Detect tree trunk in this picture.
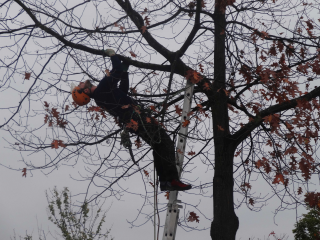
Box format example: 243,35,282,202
210,3,239,239
210,144,239,240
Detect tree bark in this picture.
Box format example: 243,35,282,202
210,144,239,240
210,3,239,240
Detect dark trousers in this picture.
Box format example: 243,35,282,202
130,113,179,182
107,57,179,182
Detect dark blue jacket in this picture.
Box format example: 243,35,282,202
91,56,137,122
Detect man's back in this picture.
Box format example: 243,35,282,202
92,72,137,122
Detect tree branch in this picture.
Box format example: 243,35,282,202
232,86,320,146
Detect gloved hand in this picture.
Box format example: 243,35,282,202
104,49,115,57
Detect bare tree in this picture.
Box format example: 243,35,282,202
1,0,320,239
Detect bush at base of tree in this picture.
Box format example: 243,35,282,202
11,187,112,240
47,187,112,240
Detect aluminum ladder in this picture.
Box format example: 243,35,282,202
162,80,194,240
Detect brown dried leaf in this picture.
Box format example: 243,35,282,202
22,168,27,178
165,191,169,200
188,151,196,156
187,211,199,223
182,119,190,127
141,26,147,34
24,72,31,80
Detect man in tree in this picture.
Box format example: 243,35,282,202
72,49,191,192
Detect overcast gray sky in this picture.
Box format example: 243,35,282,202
0,138,306,240
1,0,320,239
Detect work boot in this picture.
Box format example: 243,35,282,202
160,179,192,191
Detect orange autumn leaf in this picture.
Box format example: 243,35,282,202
44,101,49,108
187,111,194,117
58,140,66,148
51,140,59,149
177,148,183,155
132,105,141,114
126,119,139,131
119,26,125,33
129,51,137,58
149,105,158,113
87,106,101,112
187,211,200,223
22,168,27,177
135,137,142,148
51,108,59,119
305,192,320,208
51,140,66,149
285,121,293,130
121,104,130,109
182,119,190,127
25,72,31,80
44,114,49,124
284,146,298,155
272,173,285,184
188,151,196,156
141,26,147,34
234,150,241,157
263,115,273,123
217,125,224,131
165,191,170,200
146,117,151,123
199,63,204,73
144,16,151,26
201,0,206,8
256,160,263,168
141,8,148,15
143,170,149,177
241,182,252,190
175,105,182,116
203,82,211,91
185,69,202,84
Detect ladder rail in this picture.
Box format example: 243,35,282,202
162,80,194,240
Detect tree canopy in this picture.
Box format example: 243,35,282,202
1,0,320,239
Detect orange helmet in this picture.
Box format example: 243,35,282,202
71,86,91,106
